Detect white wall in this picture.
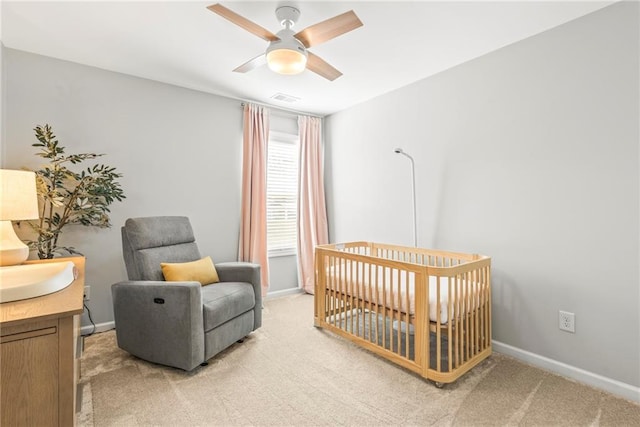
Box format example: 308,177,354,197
325,1,639,392
1,43,5,155
0,6,4,154
3,48,299,327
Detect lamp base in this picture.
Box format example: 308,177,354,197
0,220,30,266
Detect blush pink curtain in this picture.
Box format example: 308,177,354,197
239,103,270,296
297,115,329,294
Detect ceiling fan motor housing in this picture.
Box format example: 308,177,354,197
268,29,307,55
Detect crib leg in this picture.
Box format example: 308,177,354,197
433,381,445,389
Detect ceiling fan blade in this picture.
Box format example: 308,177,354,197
233,54,266,73
207,3,279,42
294,10,363,48
306,52,342,81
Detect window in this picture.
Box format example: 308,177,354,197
267,132,298,256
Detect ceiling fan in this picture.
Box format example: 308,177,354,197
207,3,363,81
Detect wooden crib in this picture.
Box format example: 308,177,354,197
314,242,491,386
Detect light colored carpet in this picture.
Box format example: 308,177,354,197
79,293,639,426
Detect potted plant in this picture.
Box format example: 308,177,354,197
24,124,126,259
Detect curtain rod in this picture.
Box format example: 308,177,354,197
240,101,323,119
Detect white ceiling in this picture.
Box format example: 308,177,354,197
1,1,613,116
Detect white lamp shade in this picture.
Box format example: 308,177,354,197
267,48,308,75
0,170,39,265
0,169,39,221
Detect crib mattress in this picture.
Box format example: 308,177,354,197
325,265,479,324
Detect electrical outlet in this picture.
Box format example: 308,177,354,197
559,310,575,333
84,286,90,301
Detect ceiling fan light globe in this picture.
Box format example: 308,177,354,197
266,48,307,75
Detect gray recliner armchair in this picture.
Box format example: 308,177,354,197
111,216,262,371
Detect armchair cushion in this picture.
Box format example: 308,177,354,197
125,216,196,249
201,282,256,331
161,256,220,285
122,216,201,281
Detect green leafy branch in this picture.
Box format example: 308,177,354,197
25,124,126,259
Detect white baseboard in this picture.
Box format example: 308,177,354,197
265,287,304,300
81,321,114,336
492,340,640,403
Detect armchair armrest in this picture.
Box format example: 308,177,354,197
215,262,262,329
111,280,205,371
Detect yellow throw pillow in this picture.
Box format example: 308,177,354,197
160,256,220,286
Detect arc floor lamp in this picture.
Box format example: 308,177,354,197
394,148,417,247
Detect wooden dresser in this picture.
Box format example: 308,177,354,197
1,257,85,426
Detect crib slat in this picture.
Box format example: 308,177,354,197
477,272,481,355
465,272,473,360
455,274,462,369
333,258,337,322
483,267,488,349
335,256,340,328
487,266,492,352
373,263,379,345
474,269,479,356
382,266,387,351
367,262,372,343
395,268,401,355
472,270,477,356
350,260,354,333
355,260,361,338
485,268,490,348
436,276,442,372
414,269,422,369
328,256,333,325
448,277,453,372
405,270,410,360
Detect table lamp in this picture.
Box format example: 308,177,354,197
0,169,39,266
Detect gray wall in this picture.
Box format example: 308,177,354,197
325,2,638,388
2,48,299,327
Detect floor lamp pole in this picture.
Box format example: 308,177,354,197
394,148,417,247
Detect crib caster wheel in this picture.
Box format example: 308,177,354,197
433,381,445,389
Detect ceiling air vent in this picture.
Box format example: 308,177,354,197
270,93,300,103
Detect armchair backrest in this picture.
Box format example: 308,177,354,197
122,216,201,281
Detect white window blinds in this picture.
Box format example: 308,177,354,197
267,133,298,256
